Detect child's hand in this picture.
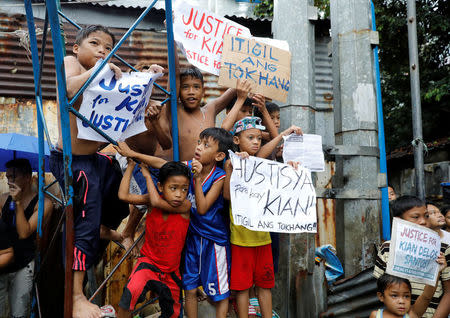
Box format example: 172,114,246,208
114,141,135,158
126,157,136,167
436,252,447,273
276,144,284,158
139,163,151,179
145,64,164,74
287,161,300,170
146,100,162,122
236,79,252,101
281,125,303,137
252,94,266,111
191,158,203,178
235,152,250,159
108,63,122,79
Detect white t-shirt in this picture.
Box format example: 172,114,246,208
441,229,450,245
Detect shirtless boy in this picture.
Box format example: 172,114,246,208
50,25,130,318
161,66,236,161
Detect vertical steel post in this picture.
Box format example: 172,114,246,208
44,1,75,317
165,0,180,161
24,0,45,238
370,1,390,241
406,0,425,200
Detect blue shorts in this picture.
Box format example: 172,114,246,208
183,233,230,302
50,150,128,269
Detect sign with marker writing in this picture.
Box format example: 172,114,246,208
77,61,162,142
219,34,291,102
229,151,317,233
173,0,251,75
387,217,440,286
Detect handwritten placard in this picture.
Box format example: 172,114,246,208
387,217,440,286
229,152,317,233
218,35,291,102
76,61,162,142
173,0,251,75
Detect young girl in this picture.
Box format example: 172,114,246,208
223,117,301,318
371,263,446,318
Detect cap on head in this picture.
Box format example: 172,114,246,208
232,116,265,136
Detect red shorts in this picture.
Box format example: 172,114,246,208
119,257,181,318
230,244,275,290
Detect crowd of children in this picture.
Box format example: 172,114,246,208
1,23,450,318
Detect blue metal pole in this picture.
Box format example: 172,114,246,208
24,0,45,238
68,0,158,107
44,1,75,316
165,0,180,161
370,1,390,240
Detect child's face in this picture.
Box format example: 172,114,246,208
445,210,450,229
158,175,189,207
378,283,411,317
427,204,445,229
233,128,262,156
236,105,253,122
401,206,429,227
73,31,113,69
194,137,223,165
270,111,281,130
388,186,396,201
180,76,204,110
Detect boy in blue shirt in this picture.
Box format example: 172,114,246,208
115,127,234,318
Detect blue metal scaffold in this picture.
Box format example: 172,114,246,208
23,0,180,316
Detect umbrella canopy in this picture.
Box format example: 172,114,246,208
0,133,51,172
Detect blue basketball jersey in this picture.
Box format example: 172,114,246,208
185,161,228,245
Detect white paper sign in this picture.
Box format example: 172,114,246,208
77,61,162,142
387,217,441,286
229,151,317,233
173,0,251,75
283,134,325,172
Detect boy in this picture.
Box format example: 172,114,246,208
50,25,155,318
115,127,234,318
160,66,236,161
116,159,191,318
223,117,302,318
427,202,450,245
0,159,53,318
373,196,450,317
370,272,445,318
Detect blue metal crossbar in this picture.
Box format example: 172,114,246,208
25,0,181,316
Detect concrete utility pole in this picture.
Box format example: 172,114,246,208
406,0,425,200
330,0,381,276
273,0,325,317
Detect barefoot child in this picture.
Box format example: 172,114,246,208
117,160,191,318
374,196,450,317
223,117,302,318
50,25,138,318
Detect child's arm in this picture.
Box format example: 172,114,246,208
64,56,122,100
410,252,447,318
140,164,191,214
146,100,172,150
0,247,13,269
368,311,377,318
114,142,167,169
257,125,302,159
252,94,278,139
221,79,252,131
208,88,237,117
191,159,225,215
118,160,150,205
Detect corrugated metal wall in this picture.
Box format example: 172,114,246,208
0,12,224,102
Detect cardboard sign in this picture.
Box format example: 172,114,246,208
229,152,317,233
387,217,441,286
218,35,291,102
173,0,251,75
76,61,162,142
